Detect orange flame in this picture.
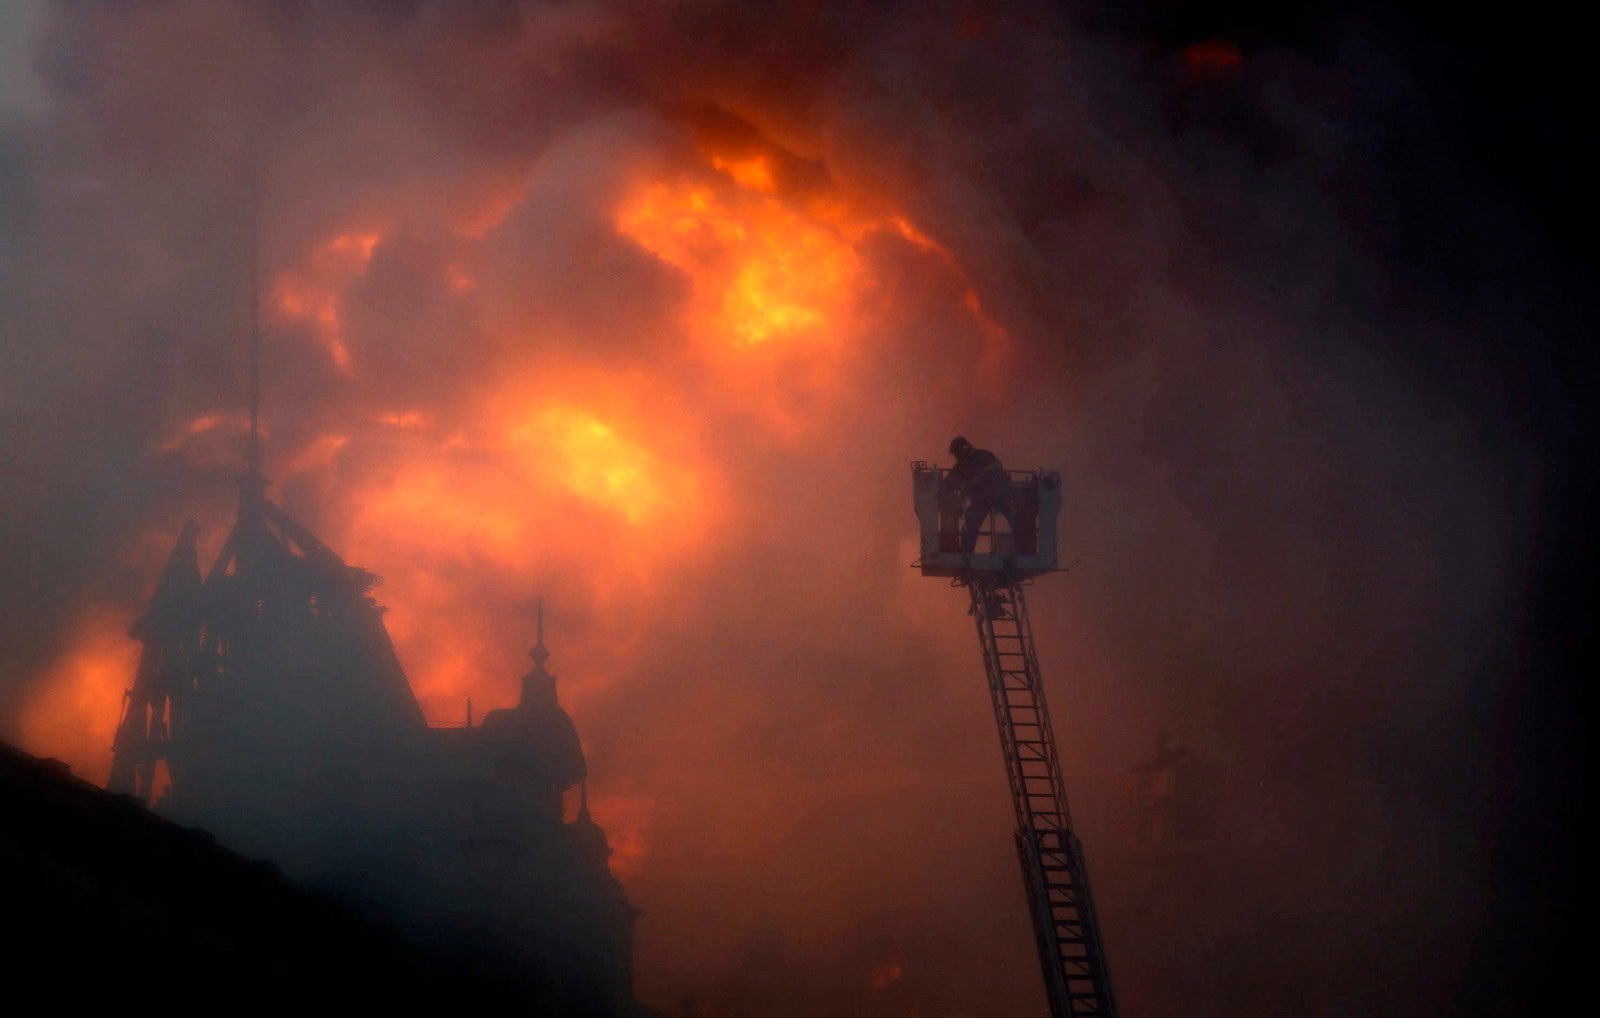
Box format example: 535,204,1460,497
612,144,1013,437
616,176,859,349
309,363,718,718
711,154,778,194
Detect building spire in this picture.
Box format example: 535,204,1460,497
521,597,558,708
530,597,550,668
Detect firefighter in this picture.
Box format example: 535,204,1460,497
945,436,1013,554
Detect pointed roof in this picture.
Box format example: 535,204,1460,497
129,519,202,641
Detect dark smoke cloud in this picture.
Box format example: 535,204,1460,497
1,2,1585,1015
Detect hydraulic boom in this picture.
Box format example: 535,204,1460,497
970,578,1116,1017
912,459,1117,1017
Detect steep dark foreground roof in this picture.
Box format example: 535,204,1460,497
0,739,578,1014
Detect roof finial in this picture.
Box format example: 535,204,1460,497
530,597,550,668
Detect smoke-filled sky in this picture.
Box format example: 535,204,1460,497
0,2,1588,1015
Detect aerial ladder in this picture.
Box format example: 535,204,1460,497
912,460,1117,1018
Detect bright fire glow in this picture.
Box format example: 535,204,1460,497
19,609,142,785
353,392,706,556
711,154,778,193
615,177,859,348
25,130,1013,892
514,406,683,526
612,151,1013,435
324,366,715,717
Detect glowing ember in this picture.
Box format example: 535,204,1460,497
1183,38,1244,73
446,264,477,295
870,955,905,990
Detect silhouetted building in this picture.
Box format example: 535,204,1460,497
105,472,639,1014
0,740,515,1011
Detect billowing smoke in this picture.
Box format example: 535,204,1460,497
0,2,1561,1015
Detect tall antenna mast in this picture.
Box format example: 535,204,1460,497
248,163,262,484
